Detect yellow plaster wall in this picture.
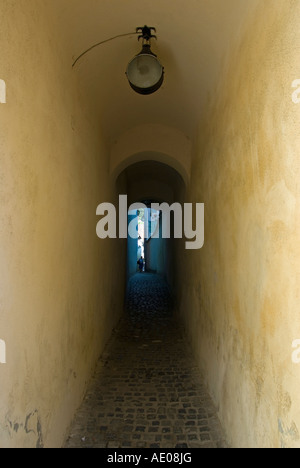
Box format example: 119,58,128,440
0,1,125,448
178,0,300,448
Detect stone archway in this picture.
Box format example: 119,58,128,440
110,124,192,187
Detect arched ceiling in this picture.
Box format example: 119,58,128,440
119,160,185,206
49,0,257,146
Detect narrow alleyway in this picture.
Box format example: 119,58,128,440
64,274,227,448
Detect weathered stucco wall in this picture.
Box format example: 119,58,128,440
0,1,125,448
178,0,300,448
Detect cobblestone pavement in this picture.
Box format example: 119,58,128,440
64,273,227,448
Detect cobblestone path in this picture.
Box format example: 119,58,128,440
64,273,227,448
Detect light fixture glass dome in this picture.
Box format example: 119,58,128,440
126,43,164,95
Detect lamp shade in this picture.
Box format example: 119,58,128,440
126,44,164,95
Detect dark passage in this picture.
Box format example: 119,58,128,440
65,274,227,448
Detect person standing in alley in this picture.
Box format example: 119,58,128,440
137,256,144,273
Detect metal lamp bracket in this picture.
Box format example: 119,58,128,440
136,26,157,43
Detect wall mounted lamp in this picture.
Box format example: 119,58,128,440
126,26,164,95
72,25,164,95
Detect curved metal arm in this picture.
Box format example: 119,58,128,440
72,31,138,68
